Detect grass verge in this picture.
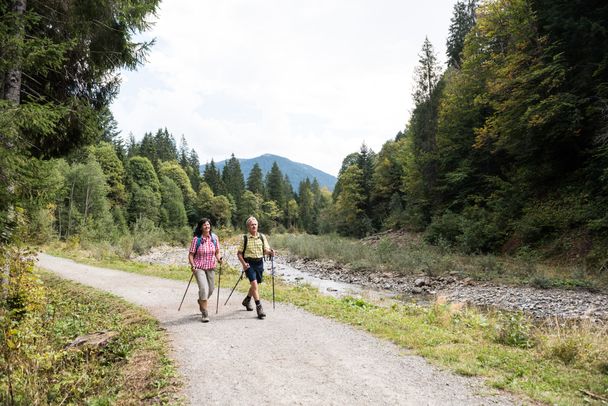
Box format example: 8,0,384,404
1,270,182,405
46,244,608,405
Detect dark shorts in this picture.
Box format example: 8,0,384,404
245,258,264,283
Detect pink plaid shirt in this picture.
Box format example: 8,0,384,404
189,235,219,270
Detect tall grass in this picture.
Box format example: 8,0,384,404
0,267,181,405
272,233,608,288
272,282,608,405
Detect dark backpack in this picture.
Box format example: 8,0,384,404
242,233,265,255
194,233,218,258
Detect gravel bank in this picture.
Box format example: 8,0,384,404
135,245,608,322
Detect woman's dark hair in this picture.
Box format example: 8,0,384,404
193,218,212,237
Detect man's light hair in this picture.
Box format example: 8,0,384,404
246,216,258,226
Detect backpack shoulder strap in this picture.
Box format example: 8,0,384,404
194,236,202,258
260,233,266,252
242,234,248,254
211,233,218,249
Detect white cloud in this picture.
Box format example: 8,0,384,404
112,0,457,175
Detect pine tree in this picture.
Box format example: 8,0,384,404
265,162,285,209
413,37,442,105
446,0,478,69
246,163,265,196
221,154,245,206
203,160,225,195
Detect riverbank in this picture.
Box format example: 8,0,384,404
132,243,608,322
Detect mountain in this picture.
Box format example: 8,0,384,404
201,154,337,191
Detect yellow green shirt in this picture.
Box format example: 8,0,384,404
238,233,269,259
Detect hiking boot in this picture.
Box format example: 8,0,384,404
256,303,266,319
201,309,210,323
242,296,253,311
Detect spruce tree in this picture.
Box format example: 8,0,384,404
265,162,285,209
446,0,478,69
246,163,265,196
221,154,245,218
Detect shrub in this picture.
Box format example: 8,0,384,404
456,207,504,254
549,337,581,365
131,218,165,254
493,312,535,349
425,210,461,246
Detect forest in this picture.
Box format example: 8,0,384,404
2,1,608,403
1,0,607,265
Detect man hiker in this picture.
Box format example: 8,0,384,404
237,216,274,319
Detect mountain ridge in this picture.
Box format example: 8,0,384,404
201,154,337,191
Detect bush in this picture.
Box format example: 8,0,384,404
456,207,504,253
425,210,461,246
426,207,504,253
513,194,589,244
131,218,165,254
493,312,535,349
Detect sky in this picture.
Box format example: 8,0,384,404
110,1,459,176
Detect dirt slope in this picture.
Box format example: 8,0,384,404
37,253,520,405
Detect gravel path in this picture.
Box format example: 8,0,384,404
37,253,521,405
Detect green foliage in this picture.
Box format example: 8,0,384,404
130,218,165,254
209,195,232,227
265,162,286,209
246,163,265,196
426,207,504,254
203,160,225,196
159,160,197,221
0,270,180,404
222,154,246,208
159,176,188,229
126,156,161,224
87,142,127,208
493,312,535,349
334,165,369,237
446,0,477,68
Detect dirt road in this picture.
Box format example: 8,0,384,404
37,253,519,405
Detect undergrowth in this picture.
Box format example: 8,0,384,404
272,233,608,290
0,248,181,405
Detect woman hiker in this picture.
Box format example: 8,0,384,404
237,216,275,319
188,218,222,323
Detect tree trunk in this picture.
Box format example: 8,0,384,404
67,181,75,238
84,184,91,220
3,0,27,104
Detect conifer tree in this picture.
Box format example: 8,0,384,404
222,154,245,207
203,160,225,196
446,0,478,69
265,162,285,209
246,163,265,196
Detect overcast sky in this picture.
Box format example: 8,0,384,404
110,1,458,176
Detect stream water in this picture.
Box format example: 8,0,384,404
222,249,424,305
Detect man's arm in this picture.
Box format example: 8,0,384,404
263,235,274,257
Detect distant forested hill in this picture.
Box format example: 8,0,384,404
203,154,337,191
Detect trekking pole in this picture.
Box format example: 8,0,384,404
216,260,222,314
224,270,244,305
178,272,194,311
271,255,275,310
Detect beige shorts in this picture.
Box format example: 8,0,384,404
194,268,215,300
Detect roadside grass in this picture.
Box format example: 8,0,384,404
270,282,608,406
272,233,608,290
46,244,608,405
1,271,182,405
